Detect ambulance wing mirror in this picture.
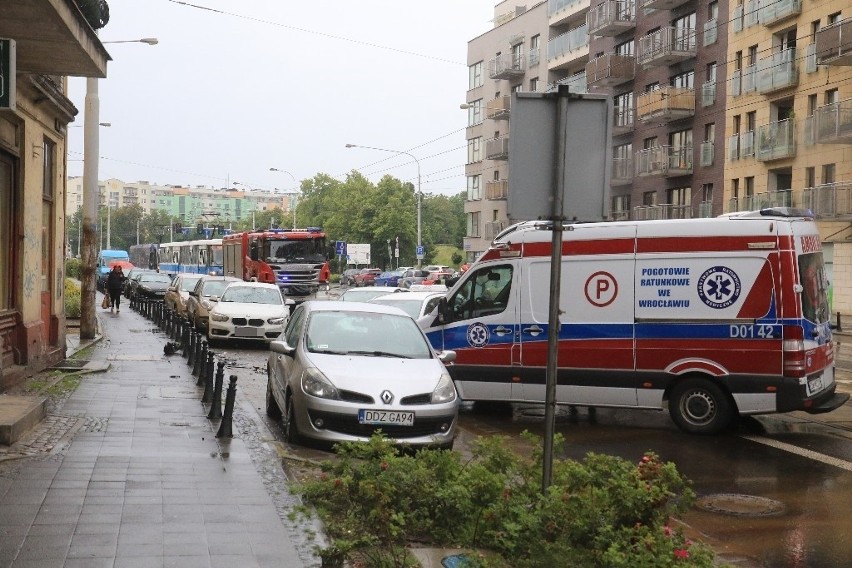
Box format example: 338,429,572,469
436,297,451,324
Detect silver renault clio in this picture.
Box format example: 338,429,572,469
266,301,457,449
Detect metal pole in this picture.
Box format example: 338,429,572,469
542,93,569,493
80,76,100,340
106,199,111,249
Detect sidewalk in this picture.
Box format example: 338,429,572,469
0,306,309,567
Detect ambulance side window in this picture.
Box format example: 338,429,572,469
448,265,513,321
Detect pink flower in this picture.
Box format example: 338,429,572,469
663,526,673,537
673,549,690,559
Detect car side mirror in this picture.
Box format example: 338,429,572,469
188,291,197,297
437,297,450,324
209,296,220,302
269,339,296,357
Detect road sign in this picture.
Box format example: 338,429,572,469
416,245,424,258
335,241,347,256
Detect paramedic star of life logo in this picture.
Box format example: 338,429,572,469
467,322,490,348
697,266,741,309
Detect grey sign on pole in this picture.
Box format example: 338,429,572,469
508,89,612,222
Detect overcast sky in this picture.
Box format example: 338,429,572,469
66,0,498,197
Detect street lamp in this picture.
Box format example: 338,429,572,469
269,168,298,229
79,36,158,340
345,144,422,268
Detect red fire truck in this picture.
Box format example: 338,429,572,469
222,228,331,296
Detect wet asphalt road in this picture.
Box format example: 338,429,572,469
212,293,852,568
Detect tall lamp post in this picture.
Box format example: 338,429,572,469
79,37,158,340
345,144,422,268
269,168,298,229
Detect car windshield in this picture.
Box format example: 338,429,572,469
201,280,232,297
180,276,202,292
370,298,422,319
141,274,173,283
220,286,282,305
306,311,432,359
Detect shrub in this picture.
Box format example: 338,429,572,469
65,257,82,279
64,278,81,318
297,433,718,568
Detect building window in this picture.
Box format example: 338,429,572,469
643,191,657,206
612,194,631,213
467,211,481,238
530,77,539,92
745,176,755,197
702,183,713,202
467,99,483,126
805,167,816,188
467,175,482,201
732,178,740,199
667,187,691,206
469,61,483,89
671,70,694,88
615,39,634,55
467,137,482,164
822,164,836,185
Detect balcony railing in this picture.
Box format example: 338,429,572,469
613,105,634,134
698,201,714,218
803,182,852,218
485,179,509,200
488,54,526,80
741,130,755,158
703,19,718,46
814,99,852,144
701,81,716,107
547,24,589,64
638,27,697,67
758,0,801,27
585,53,635,87
611,157,634,185
635,145,693,177
816,19,852,66
755,48,798,94
485,136,510,160
632,204,693,220
756,118,796,161
546,71,587,93
486,95,512,120
636,86,695,123
700,141,714,167
529,48,541,67
484,220,510,240
549,0,592,25
587,0,636,37
640,0,689,12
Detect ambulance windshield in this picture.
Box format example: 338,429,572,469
798,252,830,324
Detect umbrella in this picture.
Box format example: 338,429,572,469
108,260,134,271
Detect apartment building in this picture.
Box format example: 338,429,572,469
725,0,852,313
464,0,728,262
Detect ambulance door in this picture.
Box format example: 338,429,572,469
437,262,519,402
519,224,638,406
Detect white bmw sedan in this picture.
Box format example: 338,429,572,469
266,301,457,449
208,282,292,344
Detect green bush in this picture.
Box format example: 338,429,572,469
65,258,82,279
64,278,81,318
297,433,717,568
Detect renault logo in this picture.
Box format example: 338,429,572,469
380,390,394,404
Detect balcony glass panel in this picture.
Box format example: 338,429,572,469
815,19,852,65
611,157,634,184
636,86,695,122
488,53,526,80
700,141,714,166
701,81,716,106
814,99,852,144
587,0,636,36
756,118,796,161
703,19,718,46
730,69,741,97
742,64,756,92
547,24,589,61
741,131,755,158
614,105,634,131
756,49,798,94
805,43,817,73
637,27,697,67
585,53,635,87
728,134,740,161
758,0,801,27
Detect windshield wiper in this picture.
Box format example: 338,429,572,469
346,350,412,359
309,348,349,355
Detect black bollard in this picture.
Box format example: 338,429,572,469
181,319,190,357
216,375,237,438
202,353,216,403
195,341,207,383
186,328,195,366
192,334,202,374
207,361,225,419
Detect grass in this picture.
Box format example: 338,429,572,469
432,244,464,269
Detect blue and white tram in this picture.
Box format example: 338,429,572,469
158,239,224,275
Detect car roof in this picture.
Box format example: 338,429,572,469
300,300,411,317
197,275,240,282
371,291,445,301
224,281,279,290
341,286,406,295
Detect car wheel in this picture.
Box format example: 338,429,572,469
669,378,734,435
284,395,301,444
265,374,282,419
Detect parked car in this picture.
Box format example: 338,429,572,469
185,275,241,332
353,268,382,287
207,281,293,344
423,268,457,285
340,268,361,286
339,286,406,303
398,269,430,289
369,289,447,320
265,301,458,448
134,272,174,299
164,273,203,316
374,268,410,287
124,268,154,298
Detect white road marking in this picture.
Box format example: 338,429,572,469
740,434,852,472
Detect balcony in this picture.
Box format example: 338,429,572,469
698,201,714,218
755,49,798,94
816,19,852,66
636,86,695,123
547,24,589,69
759,0,801,27
585,53,635,88
803,182,852,219
488,54,526,80
485,180,509,200
546,71,587,93
640,0,689,12
485,136,510,160
611,157,634,185
814,99,852,144
755,118,796,162
635,145,693,177
485,220,510,240
728,191,794,213
549,0,592,26
703,19,718,46
613,105,635,135
632,204,693,220
701,81,716,107
486,95,511,120
587,0,636,37
700,141,714,167
638,27,697,68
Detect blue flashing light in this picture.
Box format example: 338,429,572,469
307,227,323,233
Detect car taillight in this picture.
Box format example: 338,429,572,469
783,325,805,378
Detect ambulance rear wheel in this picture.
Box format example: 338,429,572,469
669,378,734,434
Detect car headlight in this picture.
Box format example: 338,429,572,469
267,316,286,325
301,367,340,400
210,313,229,322
431,371,457,404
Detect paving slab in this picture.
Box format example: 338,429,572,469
0,395,46,446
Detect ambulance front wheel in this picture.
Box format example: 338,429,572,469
669,378,734,435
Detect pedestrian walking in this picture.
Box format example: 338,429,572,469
106,264,126,313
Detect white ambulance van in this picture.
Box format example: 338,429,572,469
420,208,848,434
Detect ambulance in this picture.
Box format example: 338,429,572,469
420,208,849,434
